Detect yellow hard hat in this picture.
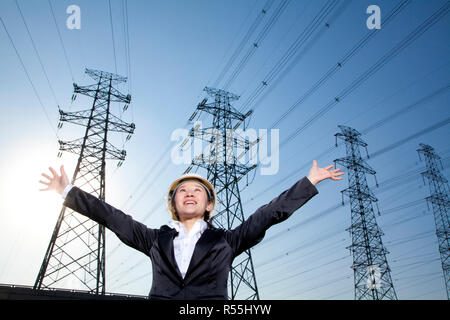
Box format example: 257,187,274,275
165,173,217,221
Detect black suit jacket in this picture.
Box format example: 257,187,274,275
63,176,319,299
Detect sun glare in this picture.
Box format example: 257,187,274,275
0,142,72,284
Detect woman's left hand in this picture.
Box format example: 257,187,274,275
307,160,344,186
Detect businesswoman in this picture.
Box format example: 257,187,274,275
39,160,343,299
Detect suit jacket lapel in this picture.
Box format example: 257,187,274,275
184,227,222,282
158,228,184,281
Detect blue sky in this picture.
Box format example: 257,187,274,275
0,0,449,299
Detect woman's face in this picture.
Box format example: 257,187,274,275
173,181,212,221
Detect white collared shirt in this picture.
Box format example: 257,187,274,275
169,219,208,279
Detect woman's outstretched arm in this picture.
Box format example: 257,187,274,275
39,165,158,256
226,160,344,257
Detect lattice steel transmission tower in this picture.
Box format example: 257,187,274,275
184,86,260,299
417,143,449,299
334,125,397,300
34,69,135,294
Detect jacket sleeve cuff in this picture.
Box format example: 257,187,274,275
61,184,74,199
305,176,319,193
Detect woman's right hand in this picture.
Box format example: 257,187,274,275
39,165,70,195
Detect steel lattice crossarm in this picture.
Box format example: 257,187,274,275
58,139,127,160
194,87,245,120
73,82,131,103
341,184,378,200
58,108,135,134
84,68,128,83
73,68,130,102
335,125,369,147
204,86,240,101
188,125,258,153
185,153,257,177
332,157,377,176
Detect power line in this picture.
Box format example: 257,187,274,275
212,0,274,88
321,257,443,299
361,85,449,135
371,117,450,158
279,1,450,149
241,7,447,195
273,230,440,299
392,253,438,267
393,258,441,279
15,0,59,106
122,0,132,96
256,237,348,275
238,0,341,113
108,0,118,75
222,0,291,90
268,0,412,129
225,157,447,275
285,270,352,299
392,238,439,262
246,119,450,210
381,199,426,216
47,0,75,82
109,271,151,292
234,180,432,276
274,65,450,182
0,15,58,138
261,255,349,289
408,286,446,299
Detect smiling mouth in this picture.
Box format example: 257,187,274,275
184,201,197,205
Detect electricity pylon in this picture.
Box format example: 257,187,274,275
34,69,135,294
184,87,260,299
417,143,449,299
334,125,397,300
